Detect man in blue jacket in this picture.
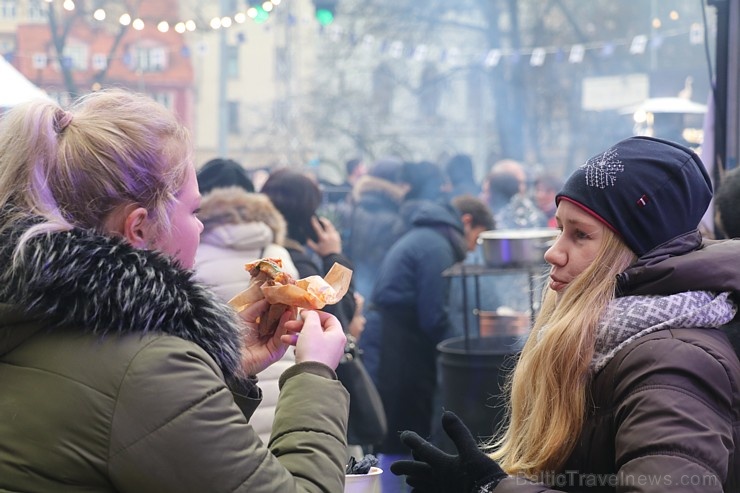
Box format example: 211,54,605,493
360,195,493,492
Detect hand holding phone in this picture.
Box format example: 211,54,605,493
307,215,342,256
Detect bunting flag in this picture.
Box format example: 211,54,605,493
316,24,705,71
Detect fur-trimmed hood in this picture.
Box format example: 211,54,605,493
352,174,408,205
0,223,246,380
199,188,287,245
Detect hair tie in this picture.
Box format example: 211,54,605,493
53,108,73,134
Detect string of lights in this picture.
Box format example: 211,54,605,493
17,2,707,70
44,0,283,33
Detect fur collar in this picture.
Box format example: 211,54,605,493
352,175,407,205
0,224,245,380
198,188,287,245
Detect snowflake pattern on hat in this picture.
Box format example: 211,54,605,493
582,147,624,189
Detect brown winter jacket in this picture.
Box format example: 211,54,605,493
495,232,740,492
0,224,349,493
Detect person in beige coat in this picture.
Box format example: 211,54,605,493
195,184,299,444
194,186,299,298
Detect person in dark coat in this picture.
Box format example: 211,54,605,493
260,168,357,330
399,160,451,226
360,195,493,492
533,172,563,229
483,159,545,229
714,165,740,356
339,157,410,300
445,153,480,200
391,136,740,493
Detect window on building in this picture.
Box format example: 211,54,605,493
273,100,288,125
0,38,13,54
133,45,168,72
91,53,107,71
372,63,394,117
32,52,46,69
226,44,239,79
27,0,47,20
62,43,89,70
419,63,441,119
151,92,173,110
466,67,483,120
149,47,166,71
0,1,17,19
227,101,240,134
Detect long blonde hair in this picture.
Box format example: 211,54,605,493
487,229,636,477
0,89,191,254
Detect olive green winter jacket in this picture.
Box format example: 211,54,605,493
0,225,349,493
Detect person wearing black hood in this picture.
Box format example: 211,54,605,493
337,157,410,301
445,153,481,200
360,194,493,492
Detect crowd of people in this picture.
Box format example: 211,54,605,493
0,89,738,493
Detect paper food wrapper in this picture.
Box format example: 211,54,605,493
229,261,353,314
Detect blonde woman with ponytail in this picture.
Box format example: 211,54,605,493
0,89,351,492
391,136,740,493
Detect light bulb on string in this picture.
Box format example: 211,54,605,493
221,16,232,28
185,20,197,31
262,2,273,12
132,18,144,30
119,13,131,26
62,0,74,11
93,8,106,21
234,12,246,23
210,17,221,29
175,22,186,33
157,21,169,32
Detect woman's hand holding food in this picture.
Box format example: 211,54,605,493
229,256,351,374
282,310,346,370
239,299,297,376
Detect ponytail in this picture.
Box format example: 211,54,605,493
0,89,191,248
0,90,192,240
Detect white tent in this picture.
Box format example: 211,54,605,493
0,55,52,108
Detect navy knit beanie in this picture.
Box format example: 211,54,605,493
556,136,712,256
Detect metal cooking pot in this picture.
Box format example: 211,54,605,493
478,311,530,337
477,228,559,267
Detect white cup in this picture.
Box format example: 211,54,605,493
344,466,383,493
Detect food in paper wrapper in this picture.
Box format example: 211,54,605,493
228,257,352,339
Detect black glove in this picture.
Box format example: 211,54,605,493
390,411,507,493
